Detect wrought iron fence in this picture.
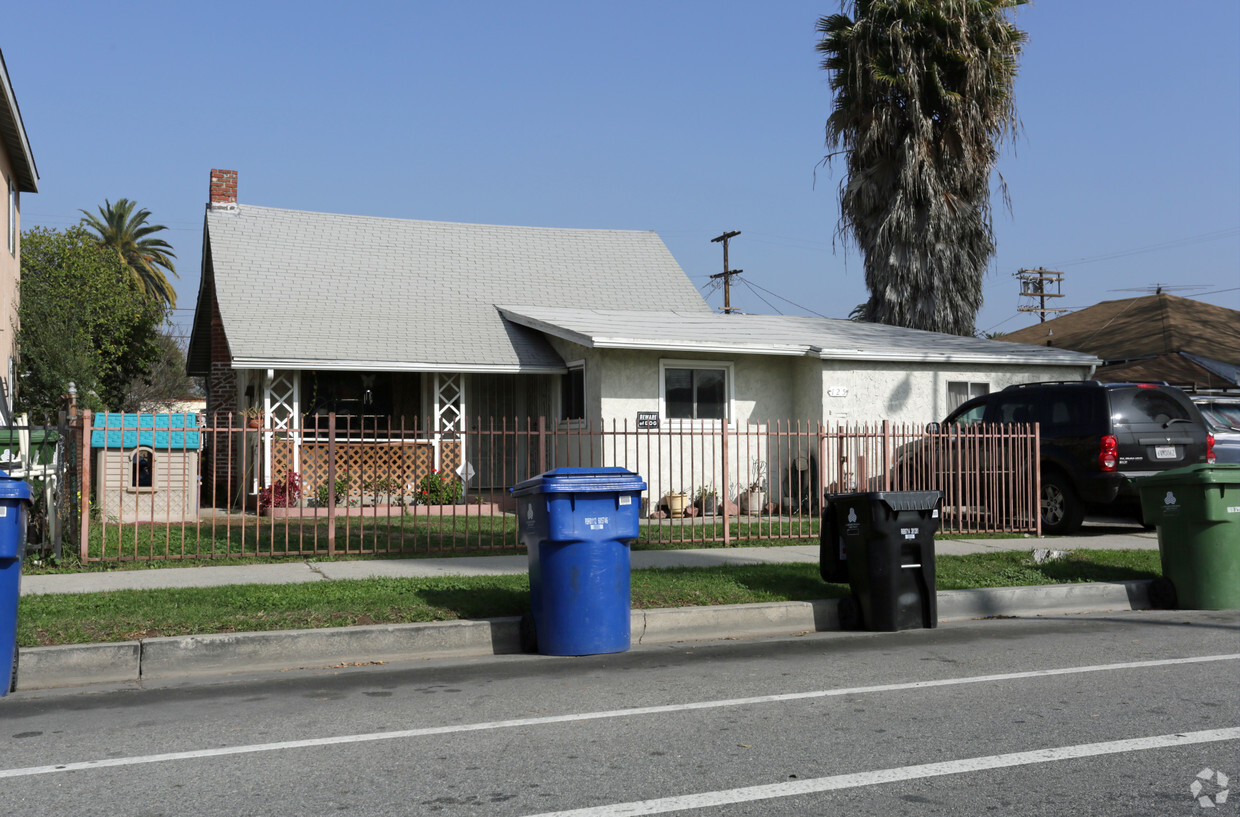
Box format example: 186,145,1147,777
0,413,70,560
68,411,1040,563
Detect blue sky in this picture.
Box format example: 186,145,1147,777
5,1,1238,346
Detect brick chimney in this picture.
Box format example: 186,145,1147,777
209,169,238,210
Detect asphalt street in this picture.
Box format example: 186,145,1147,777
2,609,1236,817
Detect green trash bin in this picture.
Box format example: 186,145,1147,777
1137,463,1240,610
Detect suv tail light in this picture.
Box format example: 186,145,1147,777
1099,435,1118,471
1208,433,1216,464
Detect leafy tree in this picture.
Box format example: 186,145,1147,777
120,330,201,412
817,0,1026,336
17,226,165,417
79,198,179,308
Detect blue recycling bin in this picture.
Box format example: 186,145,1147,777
511,467,647,656
0,472,33,697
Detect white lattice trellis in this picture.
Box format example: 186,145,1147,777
263,370,300,486
434,373,466,475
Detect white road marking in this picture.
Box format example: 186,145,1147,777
524,728,1240,817
0,653,1235,779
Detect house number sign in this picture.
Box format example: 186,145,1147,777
637,412,660,429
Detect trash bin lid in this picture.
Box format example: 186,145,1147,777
874,491,943,512
826,490,942,512
511,467,648,497
0,471,32,502
1136,463,1240,488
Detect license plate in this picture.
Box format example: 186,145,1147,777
1155,445,1176,459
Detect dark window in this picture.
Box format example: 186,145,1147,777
132,449,154,488
561,367,584,421
666,368,726,420
1111,388,1193,426
301,371,395,436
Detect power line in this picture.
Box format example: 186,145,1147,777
1045,227,1239,268
737,279,783,315
739,279,831,319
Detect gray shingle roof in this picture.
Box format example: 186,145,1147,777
193,205,710,371
499,307,1102,366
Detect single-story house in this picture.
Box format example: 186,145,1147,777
1000,293,1239,389
186,169,1098,505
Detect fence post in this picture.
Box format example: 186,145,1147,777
78,409,91,562
882,419,891,492
721,420,730,547
327,412,336,558
1033,423,1042,537
537,415,547,475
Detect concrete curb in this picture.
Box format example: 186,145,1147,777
13,581,1154,692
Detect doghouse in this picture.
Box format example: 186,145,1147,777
91,413,201,523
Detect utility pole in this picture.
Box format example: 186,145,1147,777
1015,268,1068,323
710,230,742,314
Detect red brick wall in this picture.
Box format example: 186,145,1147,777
210,169,237,207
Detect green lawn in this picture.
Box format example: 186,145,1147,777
61,515,830,565
16,549,1162,648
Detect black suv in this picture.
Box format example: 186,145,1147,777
935,381,1216,534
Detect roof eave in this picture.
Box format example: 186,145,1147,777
816,349,1101,366
227,358,568,374
0,52,39,192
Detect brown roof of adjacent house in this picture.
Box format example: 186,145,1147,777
999,294,1239,388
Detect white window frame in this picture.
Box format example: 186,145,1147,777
659,359,735,427
6,175,14,257
947,381,989,414
127,447,158,494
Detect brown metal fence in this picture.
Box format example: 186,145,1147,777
70,411,1040,563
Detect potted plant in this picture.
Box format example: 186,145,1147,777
244,406,264,429
664,490,689,518
693,485,718,515
738,461,767,514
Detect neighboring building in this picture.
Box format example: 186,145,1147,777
1000,293,1240,389
187,169,1097,503
0,49,39,424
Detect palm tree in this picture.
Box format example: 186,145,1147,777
817,0,1026,336
80,198,179,308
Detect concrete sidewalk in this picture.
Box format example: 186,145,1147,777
10,527,1162,694
20,527,1159,597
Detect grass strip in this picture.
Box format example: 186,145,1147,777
16,549,1161,648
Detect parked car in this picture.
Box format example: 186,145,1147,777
1189,394,1240,464
925,381,1215,534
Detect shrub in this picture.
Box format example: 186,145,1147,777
418,469,462,505
259,471,301,511
314,473,352,507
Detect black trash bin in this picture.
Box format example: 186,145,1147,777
823,491,942,632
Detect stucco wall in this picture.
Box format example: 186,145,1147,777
0,150,19,409
819,359,1094,427
530,339,1091,510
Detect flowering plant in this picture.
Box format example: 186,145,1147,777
418,469,462,505
259,471,301,511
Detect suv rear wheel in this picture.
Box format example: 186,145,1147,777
1041,471,1084,535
